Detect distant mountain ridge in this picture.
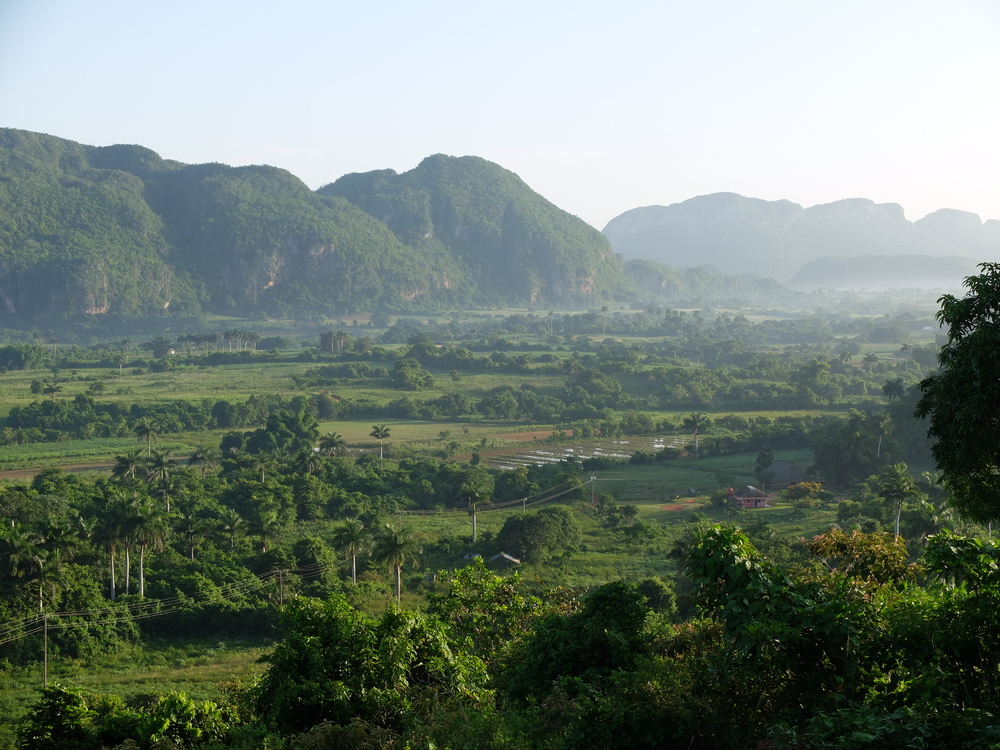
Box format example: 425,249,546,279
603,193,1000,284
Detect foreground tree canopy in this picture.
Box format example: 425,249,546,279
916,262,1000,523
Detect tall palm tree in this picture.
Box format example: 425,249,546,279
40,380,62,402
176,514,206,561
146,449,178,510
131,498,166,598
863,352,880,373
370,424,391,464
252,509,282,554
899,342,913,372
0,523,45,607
682,412,711,459
879,463,917,538
872,410,894,458
460,470,493,545
373,523,419,601
332,518,369,584
112,450,144,485
98,492,131,600
133,418,158,458
218,508,245,552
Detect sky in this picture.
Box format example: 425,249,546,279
1,0,998,229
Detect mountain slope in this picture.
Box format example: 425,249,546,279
0,132,648,322
321,155,632,305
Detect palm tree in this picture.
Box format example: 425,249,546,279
882,378,905,402
218,508,245,552
293,448,323,476
176,514,206,562
131,498,166,598
133,418,158,458
682,412,711,459
332,518,369,584
373,523,419,601
601,305,609,335
879,463,917,538
146,450,177,504
872,410,894,458
899,342,913,372
252,509,282,553
188,447,220,477
863,352,880,373
0,523,45,608
118,338,132,371
460,470,493,545
98,492,131,600
111,450,143,485
370,424,391,464
318,432,347,457
41,380,62,402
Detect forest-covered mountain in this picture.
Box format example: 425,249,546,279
0,130,804,325
603,192,1000,282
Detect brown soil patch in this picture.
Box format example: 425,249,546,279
0,461,115,482
495,430,573,442
660,499,698,512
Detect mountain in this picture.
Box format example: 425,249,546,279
786,254,980,292
320,155,633,305
0,131,640,322
603,193,1000,281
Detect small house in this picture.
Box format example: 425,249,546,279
728,485,772,509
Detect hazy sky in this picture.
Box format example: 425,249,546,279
1,0,998,229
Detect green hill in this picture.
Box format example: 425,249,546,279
321,154,633,305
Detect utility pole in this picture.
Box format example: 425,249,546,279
591,475,597,507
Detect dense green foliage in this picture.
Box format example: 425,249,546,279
916,263,1000,522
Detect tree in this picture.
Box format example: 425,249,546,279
370,424,391,464
882,378,905,402
40,380,62,402
131,497,166,598
332,518,369,584
863,352,880,373
318,431,347,457
146,449,177,511
899,342,913,372
111,450,143,485
878,462,918,537
373,523,419,601
133,418,158,458
915,263,1000,523
188,447,220,477
683,412,711,458
460,468,494,545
